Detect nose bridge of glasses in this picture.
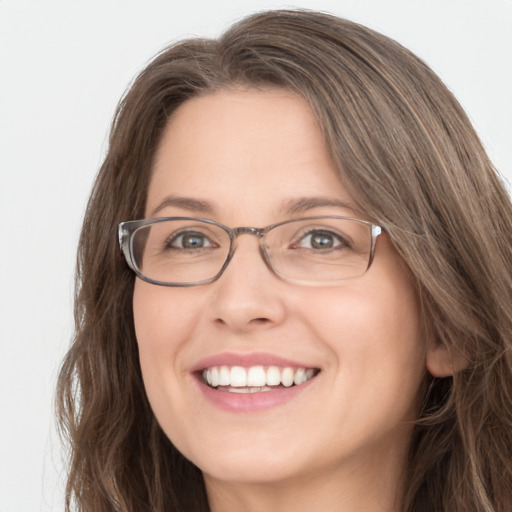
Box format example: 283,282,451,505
226,226,273,274
232,226,264,238
229,226,266,258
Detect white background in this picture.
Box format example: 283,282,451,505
0,1,510,510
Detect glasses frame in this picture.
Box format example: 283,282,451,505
118,216,383,287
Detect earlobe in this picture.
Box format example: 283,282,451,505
426,341,468,377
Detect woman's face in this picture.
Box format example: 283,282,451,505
134,88,427,492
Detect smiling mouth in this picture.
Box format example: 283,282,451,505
201,365,320,393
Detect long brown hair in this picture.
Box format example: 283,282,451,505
57,9,512,511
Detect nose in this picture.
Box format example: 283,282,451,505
208,234,287,333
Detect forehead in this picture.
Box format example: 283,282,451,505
147,88,357,223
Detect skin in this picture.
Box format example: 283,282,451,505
133,88,448,512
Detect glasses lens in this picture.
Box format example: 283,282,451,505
131,219,230,284
264,217,373,283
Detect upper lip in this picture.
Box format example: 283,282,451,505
190,352,320,373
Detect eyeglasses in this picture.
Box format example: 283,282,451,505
118,216,383,287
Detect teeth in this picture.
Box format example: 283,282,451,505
281,367,294,387
230,366,247,387
247,366,266,387
294,368,306,385
211,367,220,387
219,365,230,386
266,366,281,386
229,386,273,393
202,365,318,390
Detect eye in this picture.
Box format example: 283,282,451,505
167,230,215,250
295,229,347,250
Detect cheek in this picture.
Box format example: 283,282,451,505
359,283,425,415
133,283,172,399
132,282,198,406
304,275,426,415
133,281,200,354
134,286,170,368
132,282,208,452
304,277,422,354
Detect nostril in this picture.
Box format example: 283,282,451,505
214,316,271,328
250,317,271,325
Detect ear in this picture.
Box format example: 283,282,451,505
426,340,468,377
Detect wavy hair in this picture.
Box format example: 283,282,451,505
56,9,512,511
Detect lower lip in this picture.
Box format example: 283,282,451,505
194,375,317,413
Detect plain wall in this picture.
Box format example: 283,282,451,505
0,0,510,510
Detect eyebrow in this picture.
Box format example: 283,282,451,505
150,195,358,218
282,196,358,215
150,196,215,216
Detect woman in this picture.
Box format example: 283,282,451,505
56,9,512,512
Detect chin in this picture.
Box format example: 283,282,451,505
200,455,304,486
179,432,312,486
